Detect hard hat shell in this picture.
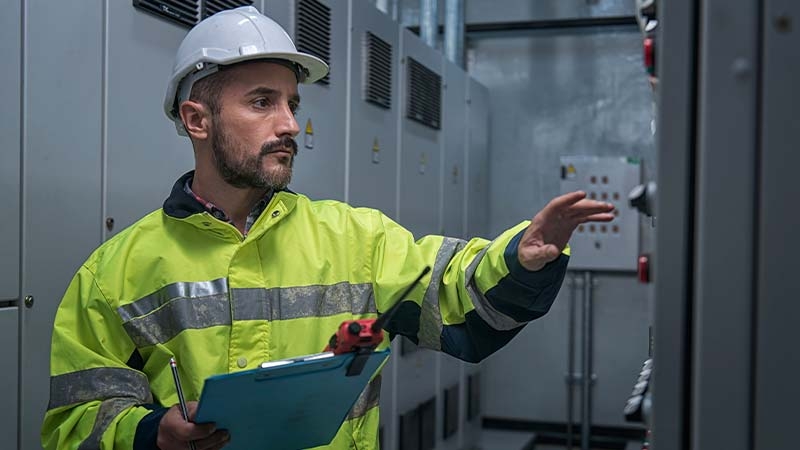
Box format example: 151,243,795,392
164,6,329,135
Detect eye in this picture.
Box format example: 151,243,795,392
253,98,271,109
290,102,301,116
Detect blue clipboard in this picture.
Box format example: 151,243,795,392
195,349,390,450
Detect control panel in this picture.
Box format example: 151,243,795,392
560,156,642,271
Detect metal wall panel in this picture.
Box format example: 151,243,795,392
0,308,18,446
348,1,400,214
441,60,466,239
465,78,489,240
0,0,21,302
105,1,194,238
21,2,104,448
398,28,442,237
692,1,759,449
755,0,800,448
266,0,349,202
468,26,655,427
468,29,655,238
650,0,696,447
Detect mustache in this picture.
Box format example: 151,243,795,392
260,135,298,156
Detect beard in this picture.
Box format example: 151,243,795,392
210,120,298,190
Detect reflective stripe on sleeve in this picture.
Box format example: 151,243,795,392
418,237,466,350
464,244,527,331
76,397,140,450
48,367,152,410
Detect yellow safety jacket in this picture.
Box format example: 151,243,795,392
42,171,569,450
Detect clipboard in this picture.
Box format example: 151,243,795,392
194,349,390,450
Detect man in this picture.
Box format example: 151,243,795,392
42,6,613,450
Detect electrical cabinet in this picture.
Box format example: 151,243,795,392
265,0,348,202
347,2,400,213
20,2,105,449
105,1,194,239
441,60,467,239
398,29,443,238
465,79,490,240
0,0,20,303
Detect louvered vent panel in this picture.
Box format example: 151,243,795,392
133,0,200,28
202,0,253,19
406,58,441,130
296,0,331,85
363,32,392,109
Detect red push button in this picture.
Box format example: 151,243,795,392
643,38,655,75
638,254,650,284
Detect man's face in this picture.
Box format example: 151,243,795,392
209,61,301,190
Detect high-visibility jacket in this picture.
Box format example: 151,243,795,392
42,171,569,450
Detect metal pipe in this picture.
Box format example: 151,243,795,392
444,0,464,67
420,0,438,48
566,274,577,450
581,271,593,450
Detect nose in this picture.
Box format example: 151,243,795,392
275,102,300,138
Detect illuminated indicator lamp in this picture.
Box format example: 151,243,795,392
644,38,656,76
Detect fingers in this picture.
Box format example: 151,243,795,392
195,430,231,450
546,191,588,210
160,405,217,443
564,200,615,221
580,212,615,223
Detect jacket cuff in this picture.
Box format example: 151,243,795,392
503,229,569,287
134,405,169,450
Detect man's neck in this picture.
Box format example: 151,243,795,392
192,166,270,234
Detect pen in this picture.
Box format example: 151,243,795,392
170,357,197,450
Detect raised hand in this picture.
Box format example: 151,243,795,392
517,191,615,271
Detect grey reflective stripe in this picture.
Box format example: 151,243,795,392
119,280,375,347
418,237,466,350
77,398,139,450
465,244,527,331
48,367,152,410
348,374,382,419
117,278,229,322
231,282,376,320
122,294,231,347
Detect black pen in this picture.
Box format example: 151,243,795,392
170,357,197,450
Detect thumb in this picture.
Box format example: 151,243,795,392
520,244,560,271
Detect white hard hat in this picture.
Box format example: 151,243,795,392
164,6,329,135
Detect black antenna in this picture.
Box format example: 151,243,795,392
371,266,431,332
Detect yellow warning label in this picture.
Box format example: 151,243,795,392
305,118,314,135
372,138,380,153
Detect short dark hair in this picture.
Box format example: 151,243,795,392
188,67,231,116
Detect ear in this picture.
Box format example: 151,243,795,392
179,100,211,140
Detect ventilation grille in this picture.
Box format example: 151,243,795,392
362,32,392,109
202,0,253,19
296,0,331,85
406,58,441,130
133,0,200,28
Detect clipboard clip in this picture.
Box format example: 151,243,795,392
325,267,431,377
